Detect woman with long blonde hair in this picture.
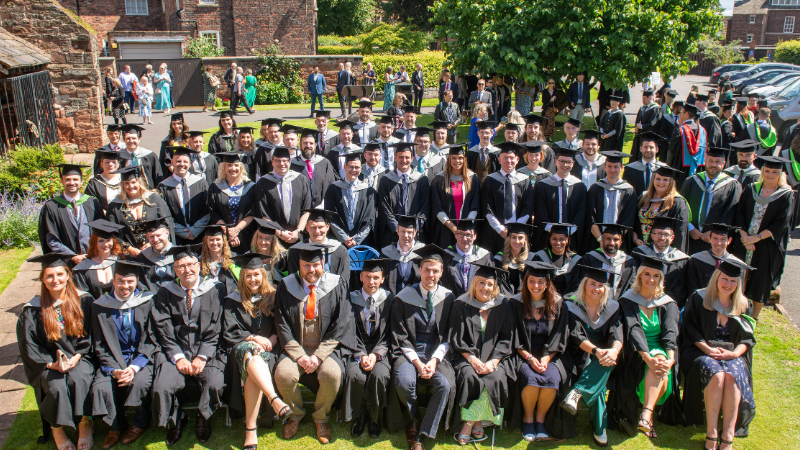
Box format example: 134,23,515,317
208,153,256,254
493,223,533,296
249,218,288,285
560,265,621,447
612,257,682,439
429,145,480,250
221,253,291,450
633,166,690,253
200,225,238,295
680,260,756,450
17,254,96,450
449,265,513,444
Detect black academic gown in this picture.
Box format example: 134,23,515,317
532,175,588,252
326,143,363,180
324,179,377,249
429,173,481,251
380,243,424,296
90,291,158,426
158,173,211,245
151,279,225,426
629,103,663,162
506,297,577,439
160,142,218,186
207,180,257,254
679,291,756,436
208,132,239,155
134,246,176,292
84,175,122,212
600,108,626,152
253,141,278,179
106,193,175,251
735,183,793,305
531,249,581,296
220,290,281,423
410,153,447,181
377,170,430,249
585,179,638,254
680,173,742,254
120,147,162,189
721,119,735,151
631,245,689,307
448,295,514,426
608,291,684,432
656,106,677,160
634,196,691,254
723,165,760,190
93,142,123,175
481,171,534,254
565,298,623,376
666,121,703,188
698,109,723,149
685,250,743,296
573,251,637,300
287,239,351,285
17,293,95,428
340,288,394,423
779,147,800,228
440,246,492,297
251,171,312,247
72,258,116,299
622,160,666,197
570,154,607,188
291,155,336,208
493,252,532,297
38,194,104,255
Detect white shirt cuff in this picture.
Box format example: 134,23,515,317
432,343,449,362
171,353,186,365
401,347,420,363
129,365,141,373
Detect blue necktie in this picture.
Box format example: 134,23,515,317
645,163,651,188
401,174,409,212
181,178,190,219
417,158,426,173
347,183,356,230
122,310,133,342
699,178,714,225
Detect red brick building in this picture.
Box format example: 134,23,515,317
727,0,800,46
56,0,318,57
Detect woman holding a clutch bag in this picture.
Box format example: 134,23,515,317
679,259,757,450
17,254,97,450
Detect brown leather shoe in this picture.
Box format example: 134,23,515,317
315,422,332,444
405,419,419,443
102,431,123,449
121,426,147,445
410,442,424,450
283,419,301,440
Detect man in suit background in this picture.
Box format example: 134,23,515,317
468,79,493,115
412,63,425,114
308,65,327,118
438,70,459,104
567,72,592,123
337,62,351,119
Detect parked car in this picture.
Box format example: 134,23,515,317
710,64,750,84
728,63,800,83
735,69,797,93
743,73,800,95
767,78,800,142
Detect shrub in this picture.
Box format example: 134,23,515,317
318,35,344,46
359,24,430,55
0,190,42,248
699,37,744,66
253,45,305,105
318,45,362,55
0,144,74,201
775,39,800,65
183,36,225,58
318,0,376,36
364,50,447,90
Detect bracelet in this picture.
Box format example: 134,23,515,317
525,354,533,362
467,355,476,363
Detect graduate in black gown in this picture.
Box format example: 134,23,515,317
183,130,220,186
134,217,177,292
685,223,745,296
440,219,492,297
530,223,581,296
679,261,756,444
695,94,723,149
207,152,257,255
72,219,126,299
585,151,637,254
157,113,192,179
506,261,575,442
724,140,761,189
151,245,225,445
466,120,500,184
208,111,240,155
665,103,706,188
89,260,156,448
327,120,363,179
449,264,514,442
340,258,395,438
84,149,129,212
251,146,312,248
720,102,736,151
253,118,283,177
573,224,638,300
410,127,447,179
532,147,587,251
680,147,742,255
387,244,457,450
521,114,556,173
493,222,535,296
38,163,104,261
570,131,606,188
599,95,626,152
517,140,553,188
324,151,377,249
199,225,239,296
633,165,691,254
158,146,211,245
480,142,534,255
608,255,684,440
735,155,794,319
292,129,337,208
286,209,351,283
233,127,260,183
630,217,690,307
377,142,431,248
629,88,663,162
93,124,124,175
380,215,425,295
248,218,290,286
621,131,667,197
17,254,96,449
428,144,481,252
119,124,163,189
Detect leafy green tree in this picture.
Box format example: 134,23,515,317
700,36,744,66
318,0,376,36
183,36,224,58
381,0,436,31
359,24,429,54
431,0,721,88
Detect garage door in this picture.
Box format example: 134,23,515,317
118,42,182,59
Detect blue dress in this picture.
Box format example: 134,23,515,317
699,321,755,410
383,78,395,111
154,73,172,110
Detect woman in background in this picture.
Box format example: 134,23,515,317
243,69,257,110
136,76,153,125
203,66,219,113
153,64,172,114
383,66,396,112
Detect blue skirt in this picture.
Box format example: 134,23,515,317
519,360,561,390
699,355,755,409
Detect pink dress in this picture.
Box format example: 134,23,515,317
452,181,464,220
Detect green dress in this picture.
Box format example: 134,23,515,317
574,327,615,435
460,315,504,425
635,309,673,405
243,74,257,108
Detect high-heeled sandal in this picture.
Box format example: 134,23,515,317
77,419,94,450
52,427,76,450
269,396,291,422
719,437,733,450
704,435,719,450
243,427,258,450
637,407,657,438
471,423,486,441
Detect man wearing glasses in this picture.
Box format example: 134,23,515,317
467,79,493,116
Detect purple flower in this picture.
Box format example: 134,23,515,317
0,189,44,248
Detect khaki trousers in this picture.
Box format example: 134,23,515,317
274,356,341,423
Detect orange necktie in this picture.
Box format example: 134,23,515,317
306,285,317,320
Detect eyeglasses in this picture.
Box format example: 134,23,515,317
650,232,673,239
547,82,555,85
174,262,199,271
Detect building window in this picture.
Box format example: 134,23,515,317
198,0,217,4
773,0,800,4
125,0,148,15
747,34,754,43
785,16,796,33
749,15,756,24
200,31,221,47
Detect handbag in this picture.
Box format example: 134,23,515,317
707,340,735,351
209,75,221,88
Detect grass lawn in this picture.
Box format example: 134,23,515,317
241,98,442,112
0,247,34,294
3,308,798,450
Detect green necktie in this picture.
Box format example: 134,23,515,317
426,291,434,317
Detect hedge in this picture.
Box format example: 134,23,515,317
775,39,800,65
318,45,362,55
364,50,447,90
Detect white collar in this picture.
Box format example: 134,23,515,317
602,250,619,260
397,243,414,256
63,192,82,202
456,245,473,257
361,288,379,301
415,152,430,160
172,173,187,183
553,173,568,181
101,174,121,183
113,290,134,304
478,141,491,149
642,158,657,165
419,283,437,298
317,127,328,133
180,278,200,292
604,177,622,185
273,171,289,179
357,120,374,127
499,169,516,178
396,168,412,177
583,152,599,163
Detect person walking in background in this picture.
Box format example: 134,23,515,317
136,75,154,125
363,63,377,100
412,63,424,114
567,72,592,123
142,65,155,85
119,65,138,112
231,67,254,115
109,78,127,125
202,66,219,113
337,62,349,119
154,64,172,115
514,79,535,116
224,62,237,92
383,66,396,112
104,68,115,115
243,68,257,111
307,65,326,118
541,78,559,141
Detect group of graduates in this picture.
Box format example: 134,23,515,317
23,91,793,450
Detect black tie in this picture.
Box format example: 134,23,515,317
503,174,513,221
367,296,375,334
560,179,568,222
181,178,190,219
645,163,651,187
737,171,745,184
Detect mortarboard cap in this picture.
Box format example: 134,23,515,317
444,144,466,156
600,151,630,164
475,121,497,130
521,140,546,152
555,147,581,159
735,97,748,105
396,214,420,230
682,104,699,116
95,149,131,162
202,224,228,237
88,219,124,240
377,115,397,125
300,128,318,140
143,216,170,233
708,89,718,95
410,126,433,137
344,151,364,163
215,151,244,164
430,121,449,130
106,124,121,132
672,101,685,108
295,242,334,263
523,114,547,125
254,218,283,235
580,129,602,140
507,222,535,235
121,124,145,136
232,253,272,270
473,263,507,280
390,142,416,154
236,126,256,134
414,244,453,264
166,244,202,261
706,147,733,159
171,113,184,121
505,122,521,133
633,253,669,272
314,110,331,118
362,142,383,152
701,223,740,236
110,165,142,182
523,260,557,279
666,89,679,97
168,146,200,158
757,99,769,108
638,130,664,143
28,253,72,269
718,259,753,278
695,94,709,102
302,208,334,223
609,95,624,102
279,124,301,135
650,216,681,231
113,259,150,278
360,258,389,273
565,118,583,128
495,141,522,155
357,100,374,109
757,155,791,169
57,163,89,177
642,88,655,96
452,218,483,231
654,165,682,178
334,120,357,130
579,265,613,283
271,146,293,159
730,139,759,152
747,93,761,99
187,131,208,139
596,223,631,236
545,222,577,235
261,118,284,127
219,110,236,119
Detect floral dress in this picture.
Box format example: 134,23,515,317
203,71,217,106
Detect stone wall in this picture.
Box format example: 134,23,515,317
1,0,105,153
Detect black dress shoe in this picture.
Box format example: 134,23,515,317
196,413,212,443
166,415,188,446
368,419,381,438
351,415,367,438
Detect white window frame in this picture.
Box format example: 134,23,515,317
773,0,800,5
785,16,796,33
125,0,149,15
747,34,754,43
750,15,756,24
199,30,221,46
198,0,218,4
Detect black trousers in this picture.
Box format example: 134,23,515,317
338,88,350,116
413,88,424,111
231,90,253,113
